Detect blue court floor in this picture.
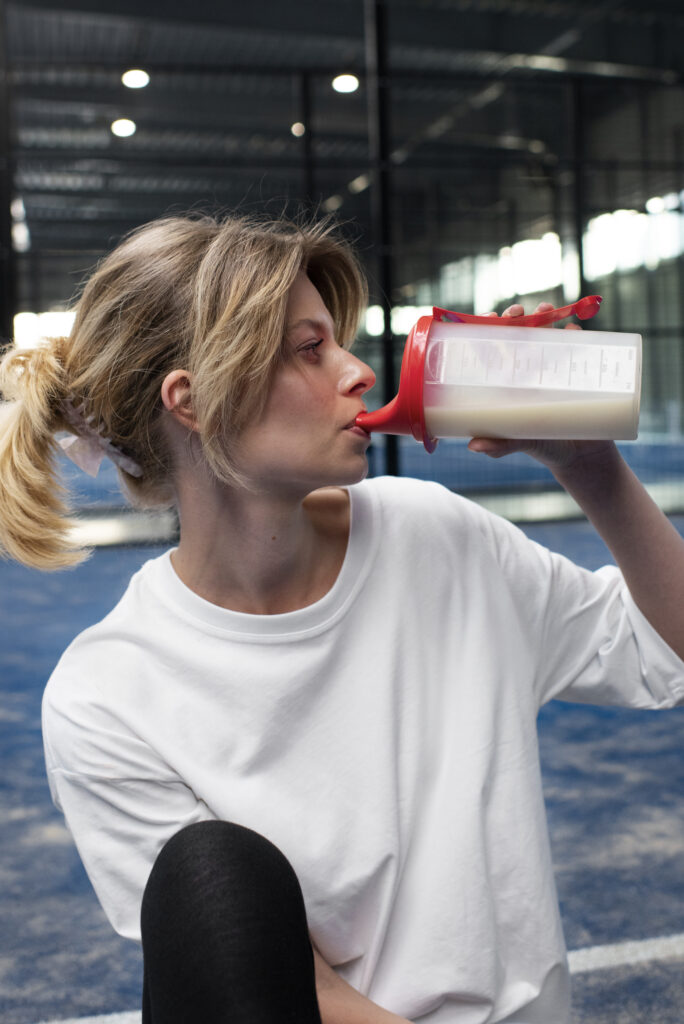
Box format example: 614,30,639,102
1,509,683,1024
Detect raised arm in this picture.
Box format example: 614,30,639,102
467,304,684,661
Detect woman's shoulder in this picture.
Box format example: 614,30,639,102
353,474,479,519
304,485,349,521
307,477,477,526
350,476,523,560
44,551,172,699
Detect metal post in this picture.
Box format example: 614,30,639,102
299,72,315,206
364,0,398,475
673,127,684,427
549,168,562,304
570,77,588,301
639,86,661,413
0,0,16,348
606,160,622,331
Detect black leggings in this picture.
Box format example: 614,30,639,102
140,820,323,1024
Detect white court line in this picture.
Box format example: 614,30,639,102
567,931,684,974
32,1015,141,1024
30,932,684,1024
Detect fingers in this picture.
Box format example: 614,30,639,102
497,300,582,331
501,302,554,317
468,438,530,459
468,437,602,469
485,302,582,331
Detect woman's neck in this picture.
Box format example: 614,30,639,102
170,475,350,615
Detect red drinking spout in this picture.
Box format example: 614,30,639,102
355,316,438,452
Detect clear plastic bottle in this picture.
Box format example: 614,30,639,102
356,298,641,450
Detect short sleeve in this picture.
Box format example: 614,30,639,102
43,677,215,941
471,501,684,710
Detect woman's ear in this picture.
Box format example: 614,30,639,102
161,370,199,432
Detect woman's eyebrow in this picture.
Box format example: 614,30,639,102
285,317,333,336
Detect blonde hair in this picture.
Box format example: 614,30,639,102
0,212,368,570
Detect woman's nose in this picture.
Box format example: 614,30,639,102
340,350,376,396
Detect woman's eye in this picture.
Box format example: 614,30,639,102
301,339,324,360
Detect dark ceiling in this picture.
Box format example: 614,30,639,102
5,0,684,313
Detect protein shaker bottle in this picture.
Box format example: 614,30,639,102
356,296,641,450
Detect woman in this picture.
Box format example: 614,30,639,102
1,212,682,1024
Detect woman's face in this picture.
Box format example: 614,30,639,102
232,271,376,495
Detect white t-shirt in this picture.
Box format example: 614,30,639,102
42,477,684,1024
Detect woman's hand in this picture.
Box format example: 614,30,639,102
467,435,616,473
467,302,613,473
312,943,413,1024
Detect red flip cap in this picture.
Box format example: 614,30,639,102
432,294,602,327
355,295,602,452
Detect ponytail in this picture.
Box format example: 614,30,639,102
0,339,88,570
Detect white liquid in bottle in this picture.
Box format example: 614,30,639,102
424,395,638,440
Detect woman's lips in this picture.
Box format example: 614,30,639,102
345,422,371,438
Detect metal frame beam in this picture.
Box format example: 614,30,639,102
0,0,15,344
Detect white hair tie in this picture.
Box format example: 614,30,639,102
58,398,144,478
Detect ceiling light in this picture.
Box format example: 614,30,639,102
12,222,30,252
645,196,665,215
323,195,344,212
111,118,136,137
332,74,359,94
122,69,150,89
348,173,369,194
290,122,306,137
11,197,26,221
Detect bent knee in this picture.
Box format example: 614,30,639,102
144,820,302,908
